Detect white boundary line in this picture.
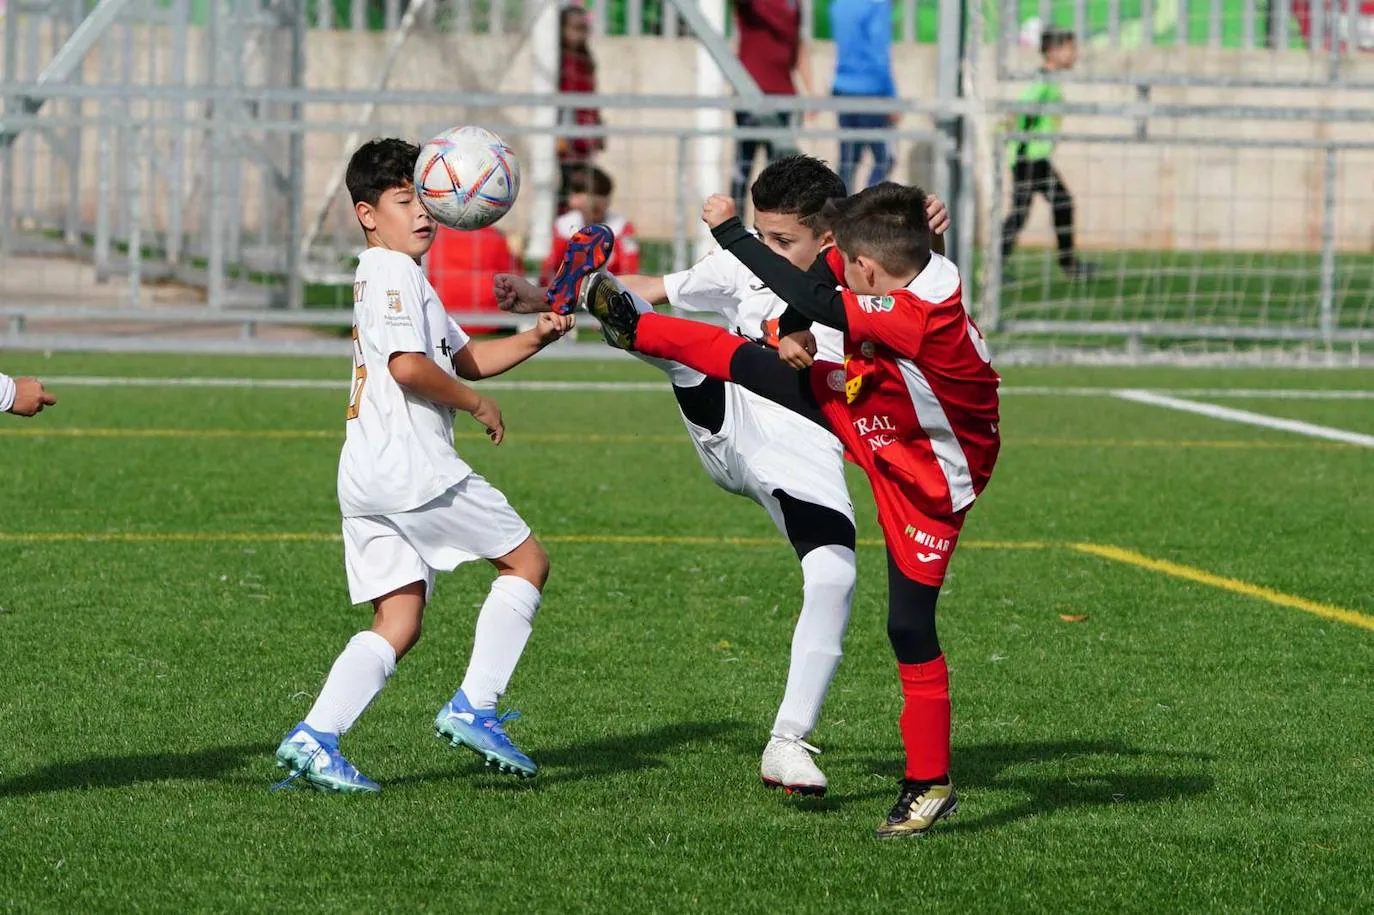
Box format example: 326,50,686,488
33,375,1374,400
1114,390,1374,448
40,375,663,392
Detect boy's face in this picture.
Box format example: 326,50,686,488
1048,39,1077,69
754,210,830,271
570,191,610,225
356,183,434,260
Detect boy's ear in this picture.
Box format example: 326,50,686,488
355,200,377,232
856,254,880,287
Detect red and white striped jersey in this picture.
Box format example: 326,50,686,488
810,248,1001,518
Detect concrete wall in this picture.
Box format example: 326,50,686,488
3,21,1372,257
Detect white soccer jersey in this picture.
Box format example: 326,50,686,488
663,245,845,363
337,247,474,519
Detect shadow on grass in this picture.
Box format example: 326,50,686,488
834,738,1214,831
0,744,272,797
392,719,748,790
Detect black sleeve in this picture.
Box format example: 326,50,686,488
711,218,848,332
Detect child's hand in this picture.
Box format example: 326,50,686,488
8,377,57,416
535,311,576,346
494,274,550,314
470,394,505,445
926,196,950,236
702,194,737,229
778,330,817,369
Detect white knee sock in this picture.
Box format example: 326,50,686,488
772,545,857,740
458,575,542,710
302,630,397,737
623,288,707,388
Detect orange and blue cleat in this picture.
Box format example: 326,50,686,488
545,223,615,315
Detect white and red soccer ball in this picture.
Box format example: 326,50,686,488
414,126,521,231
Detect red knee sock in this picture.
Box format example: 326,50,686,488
634,313,746,382
898,654,951,782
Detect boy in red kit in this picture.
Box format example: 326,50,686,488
557,182,999,838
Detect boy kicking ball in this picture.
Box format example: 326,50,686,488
555,183,1000,837
274,138,574,794
496,156,951,799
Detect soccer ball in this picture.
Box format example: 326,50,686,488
414,126,521,231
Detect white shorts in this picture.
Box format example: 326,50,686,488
679,381,855,537
341,473,532,605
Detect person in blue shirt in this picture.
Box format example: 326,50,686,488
830,0,897,192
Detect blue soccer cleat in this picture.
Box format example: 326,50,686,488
545,223,615,315
434,690,538,778
273,722,380,795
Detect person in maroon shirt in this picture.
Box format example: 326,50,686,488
557,4,603,214
732,0,815,216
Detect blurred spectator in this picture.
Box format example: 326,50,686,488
557,4,603,214
427,225,521,334
731,0,815,217
540,166,640,283
830,0,897,191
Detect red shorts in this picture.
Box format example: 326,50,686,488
809,373,967,587
871,474,966,587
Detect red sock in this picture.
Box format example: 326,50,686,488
634,313,747,382
898,654,951,782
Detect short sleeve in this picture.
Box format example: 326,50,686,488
370,259,429,357
842,290,929,358
446,315,472,354
663,247,745,314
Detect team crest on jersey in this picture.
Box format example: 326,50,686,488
826,369,846,392
385,290,403,312
860,341,875,358
857,295,895,314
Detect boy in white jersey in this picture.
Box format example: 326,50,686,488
274,138,574,794
497,155,948,797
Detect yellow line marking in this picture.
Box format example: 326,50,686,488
0,427,1356,449
0,530,1048,551
1071,542,1374,632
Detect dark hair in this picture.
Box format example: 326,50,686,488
1041,27,1075,54
750,154,848,233
820,182,931,276
346,137,420,206
567,165,614,197
561,4,590,50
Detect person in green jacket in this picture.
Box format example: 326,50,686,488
1000,28,1095,279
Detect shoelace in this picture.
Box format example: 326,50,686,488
270,743,327,793
270,740,365,793
888,781,931,821
481,709,522,739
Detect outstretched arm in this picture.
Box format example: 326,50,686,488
703,196,849,331
494,273,669,314
452,313,575,379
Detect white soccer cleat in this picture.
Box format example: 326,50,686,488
760,735,828,797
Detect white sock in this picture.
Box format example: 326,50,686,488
621,287,707,387
302,630,397,737
458,575,542,710
772,545,856,740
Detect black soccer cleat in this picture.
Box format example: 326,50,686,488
576,271,641,350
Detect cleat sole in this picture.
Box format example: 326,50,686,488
436,725,537,778
874,799,958,840
761,777,827,798
546,225,614,315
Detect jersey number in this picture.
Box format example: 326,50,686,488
346,326,367,420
